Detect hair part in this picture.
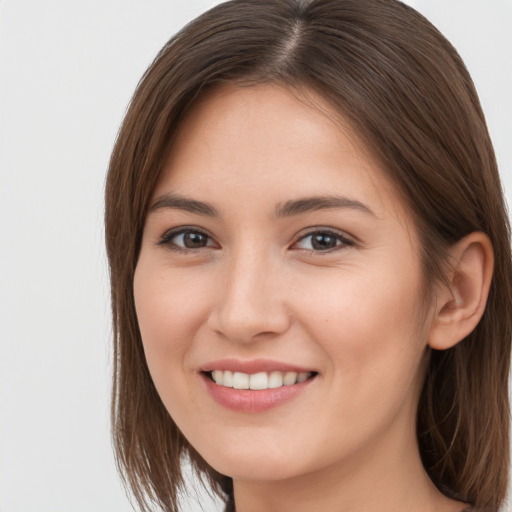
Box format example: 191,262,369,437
105,1,512,510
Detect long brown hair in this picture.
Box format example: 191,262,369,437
104,1,512,510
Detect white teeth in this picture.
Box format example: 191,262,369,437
232,372,250,389
213,370,224,386
249,372,268,390
283,372,298,385
223,370,233,387
210,370,313,389
268,371,284,388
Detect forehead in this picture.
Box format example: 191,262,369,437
155,83,409,225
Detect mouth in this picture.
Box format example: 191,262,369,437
202,369,318,390
201,369,318,412
199,359,319,412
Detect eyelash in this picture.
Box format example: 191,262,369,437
157,227,214,254
292,229,354,254
157,227,354,254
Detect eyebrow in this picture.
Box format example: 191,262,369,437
274,195,374,218
150,194,219,216
149,193,374,218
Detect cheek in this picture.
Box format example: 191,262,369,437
294,260,426,378
132,257,213,423
133,258,210,367
290,265,428,446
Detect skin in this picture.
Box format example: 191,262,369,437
134,84,468,512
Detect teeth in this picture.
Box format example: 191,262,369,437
213,370,224,386
210,370,313,389
283,372,298,385
297,372,309,383
233,372,249,389
223,370,233,387
268,371,284,388
249,372,268,390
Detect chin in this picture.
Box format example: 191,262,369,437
210,457,305,482
194,437,312,482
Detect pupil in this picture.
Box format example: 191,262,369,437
312,233,336,250
184,232,207,248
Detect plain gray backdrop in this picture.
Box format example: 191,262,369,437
1,1,511,511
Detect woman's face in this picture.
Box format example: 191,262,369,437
134,84,433,482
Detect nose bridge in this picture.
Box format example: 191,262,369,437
209,241,290,342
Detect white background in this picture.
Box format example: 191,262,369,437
0,1,511,511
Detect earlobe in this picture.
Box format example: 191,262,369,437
428,232,494,350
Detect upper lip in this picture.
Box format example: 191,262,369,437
200,358,316,374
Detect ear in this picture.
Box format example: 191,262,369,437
428,232,494,350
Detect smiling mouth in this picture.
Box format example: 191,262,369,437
203,370,318,390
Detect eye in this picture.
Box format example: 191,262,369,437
158,228,217,252
292,229,353,252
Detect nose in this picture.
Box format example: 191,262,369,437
207,249,291,344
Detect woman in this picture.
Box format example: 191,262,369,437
104,0,512,511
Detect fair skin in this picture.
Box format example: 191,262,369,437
134,84,491,512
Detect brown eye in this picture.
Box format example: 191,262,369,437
293,230,353,252
159,228,216,251
181,231,209,248
310,233,338,250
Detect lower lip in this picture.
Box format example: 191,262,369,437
201,373,316,413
